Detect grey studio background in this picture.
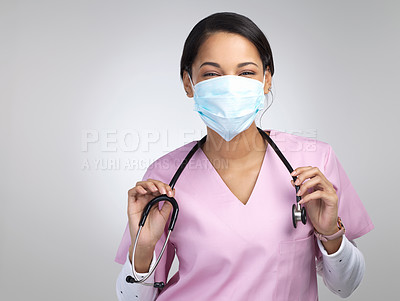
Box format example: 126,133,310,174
1,0,399,300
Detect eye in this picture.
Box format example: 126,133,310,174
239,71,256,76
203,72,220,77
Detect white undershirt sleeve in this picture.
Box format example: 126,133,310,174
116,250,159,301
316,234,365,298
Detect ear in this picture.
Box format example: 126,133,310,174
182,71,194,98
263,67,272,94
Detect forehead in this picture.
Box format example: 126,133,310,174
195,32,261,65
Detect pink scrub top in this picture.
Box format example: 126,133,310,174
115,129,374,300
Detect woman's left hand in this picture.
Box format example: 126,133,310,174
290,166,339,236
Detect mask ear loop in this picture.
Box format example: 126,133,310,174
188,74,196,96
257,71,274,128
264,88,274,111
263,70,274,110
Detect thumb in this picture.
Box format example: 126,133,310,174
159,201,173,221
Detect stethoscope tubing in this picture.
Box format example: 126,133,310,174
128,128,306,286
256,128,307,227
129,138,205,284
130,195,179,285
131,225,172,285
256,128,301,201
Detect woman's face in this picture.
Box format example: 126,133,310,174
183,32,272,97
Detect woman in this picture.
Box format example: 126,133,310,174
115,12,373,300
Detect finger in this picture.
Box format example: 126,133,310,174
298,190,323,205
296,176,324,197
164,185,174,197
151,181,174,197
299,189,336,205
290,179,300,188
136,181,159,194
293,167,324,186
291,166,314,185
291,166,313,177
136,185,147,195
150,181,168,195
153,180,174,197
145,179,174,197
128,186,147,199
128,187,138,199
160,201,173,221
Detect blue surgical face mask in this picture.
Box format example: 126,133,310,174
189,74,266,141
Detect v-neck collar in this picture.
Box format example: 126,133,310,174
197,129,275,207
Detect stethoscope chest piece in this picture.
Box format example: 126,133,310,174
291,182,307,228
292,203,307,228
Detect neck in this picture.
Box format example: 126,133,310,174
201,123,268,166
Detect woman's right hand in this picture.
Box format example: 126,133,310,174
127,179,174,252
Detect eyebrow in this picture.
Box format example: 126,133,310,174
199,61,259,68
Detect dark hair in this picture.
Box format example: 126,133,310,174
180,12,274,80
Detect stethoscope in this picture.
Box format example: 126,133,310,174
126,127,307,288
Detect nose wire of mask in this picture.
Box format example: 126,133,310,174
189,73,266,96
189,74,266,141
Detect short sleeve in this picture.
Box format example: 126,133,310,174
323,145,374,240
